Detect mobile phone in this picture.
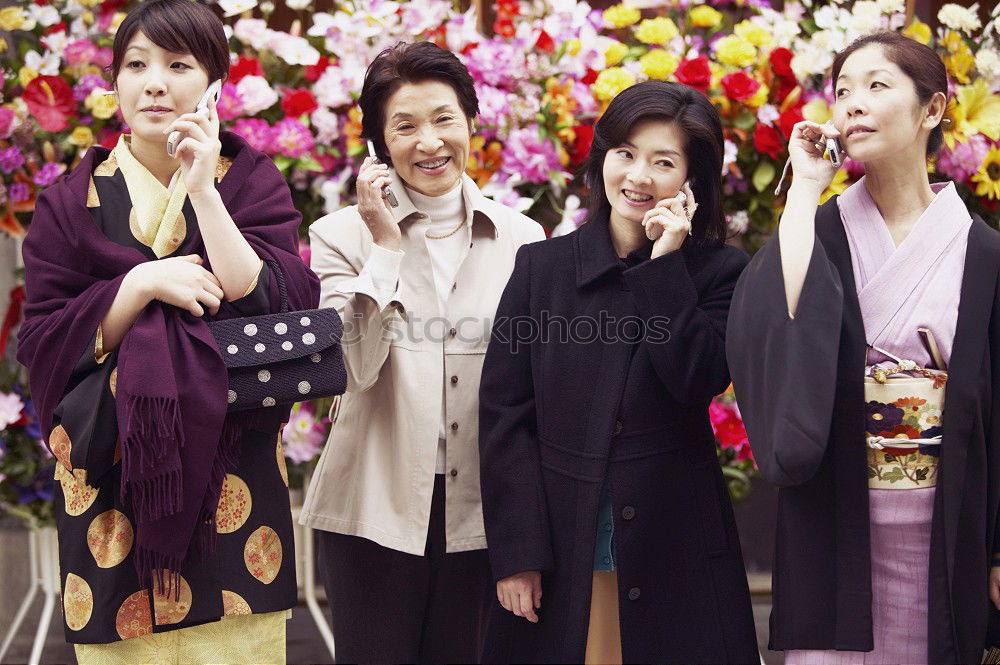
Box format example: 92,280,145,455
826,137,843,167
167,79,222,158
366,140,399,208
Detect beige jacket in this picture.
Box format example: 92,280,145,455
299,172,545,554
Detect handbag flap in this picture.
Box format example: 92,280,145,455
209,307,343,369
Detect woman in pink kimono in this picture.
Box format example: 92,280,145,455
727,32,1000,664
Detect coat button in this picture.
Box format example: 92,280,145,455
450,375,459,385
604,522,612,532
628,587,641,601
450,468,458,478
449,327,457,337
451,422,459,431
613,421,623,436
622,506,635,520
602,556,611,565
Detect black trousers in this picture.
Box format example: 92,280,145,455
316,475,492,664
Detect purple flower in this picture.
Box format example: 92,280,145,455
74,74,109,103
273,118,316,158
463,41,528,90
8,182,29,203
33,162,64,187
474,83,512,140
936,135,990,183
13,467,55,505
0,146,25,174
500,126,563,185
231,118,274,153
865,401,904,435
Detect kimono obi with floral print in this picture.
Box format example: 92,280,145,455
864,373,945,489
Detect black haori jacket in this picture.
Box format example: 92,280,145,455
727,198,1000,664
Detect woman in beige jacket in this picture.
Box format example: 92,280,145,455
299,41,545,663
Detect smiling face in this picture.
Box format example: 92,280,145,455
382,80,472,197
832,44,940,164
602,118,688,229
113,31,210,149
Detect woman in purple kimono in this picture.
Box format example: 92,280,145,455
727,32,1000,664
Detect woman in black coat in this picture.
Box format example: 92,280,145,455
478,81,758,664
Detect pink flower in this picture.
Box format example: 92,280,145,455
936,135,990,183
474,83,512,140
0,392,25,430
273,118,316,158
235,76,278,115
463,40,528,90
299,239,312,266
282,404,326,464
34,162,65,187
310,107,340,145
216,82,244,122
64,40,98,66
500,126,563,185
0,108,15,140
231,118,274,153
94,48,113,69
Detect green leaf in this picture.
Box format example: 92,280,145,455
884,454,897,463
296,155,324,172
272,156,294,173
915,468,929,481
752,162,776,193
867,467,878,478
884,467,905,482
733,111,757,131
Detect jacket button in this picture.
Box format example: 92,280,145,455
450,468,458,478
449,328,457,337
451,422,459,431
450,375,459,384
622,506,635,520
628,587,640,601
613,421,623,436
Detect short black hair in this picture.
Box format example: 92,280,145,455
359,41,479,166
111,0,229,86
582,81,728,248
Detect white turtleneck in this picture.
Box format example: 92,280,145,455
359,181,470,473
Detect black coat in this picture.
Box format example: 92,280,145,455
726,198,1000,664
478,217,758,664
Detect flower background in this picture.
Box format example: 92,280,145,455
0,0,997,524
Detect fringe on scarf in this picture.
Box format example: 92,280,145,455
192,410,253,559
135,545,185,603
123,467,182,523
120,394,184,472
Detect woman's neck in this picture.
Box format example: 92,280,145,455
608,210,648,258
126,134,180,187
863,150,936,243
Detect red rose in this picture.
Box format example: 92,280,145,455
494,17,515,37
23,75,75,133
753,124,784,159
721,71,761,102
778,105,804,139
281,88,318,119
570,124,594,164
581,68,599,85
675,56,711,91
774,78,798,105
770,47,795,79
228,56,262,84
304,57,332,83
535,30,555,54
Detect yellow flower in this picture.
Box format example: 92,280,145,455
82,10,94,26
110,12,127,33
635,17,679,45
802,98,832,125
689,5,723,28
592,67,637,102
640,49,679,80
85,89,119,120
0,7,26,32
603,4,641,29
565,39,581,56
746,83,770,109
709,62,726,88
948,79,1000,145
604,40,629,67
18,67,38,88
941,30,974,84
69,126,94,150
820,169,849,205
971,148,1000,200
902,19,931,45
714,35,757,68
78,0,102,7
734,20,771,47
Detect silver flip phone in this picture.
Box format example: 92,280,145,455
167,80,222,158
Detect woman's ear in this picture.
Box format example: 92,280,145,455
925,91,947,131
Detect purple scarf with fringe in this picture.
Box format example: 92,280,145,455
17,131,320,594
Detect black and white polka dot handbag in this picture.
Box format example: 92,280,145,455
207,259,347,411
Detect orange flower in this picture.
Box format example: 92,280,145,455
894,396,927,410
466,136,503,188
344,105,364,157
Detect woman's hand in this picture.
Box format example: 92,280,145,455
127,255,224,317
496,570,542,623
164,94,222,197
990,565,1000,610
787,120,842,193
356,156,401,251
645,181,697,259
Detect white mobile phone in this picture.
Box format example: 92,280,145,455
167,79,222,157
826,137,843,167
366,139,399,208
